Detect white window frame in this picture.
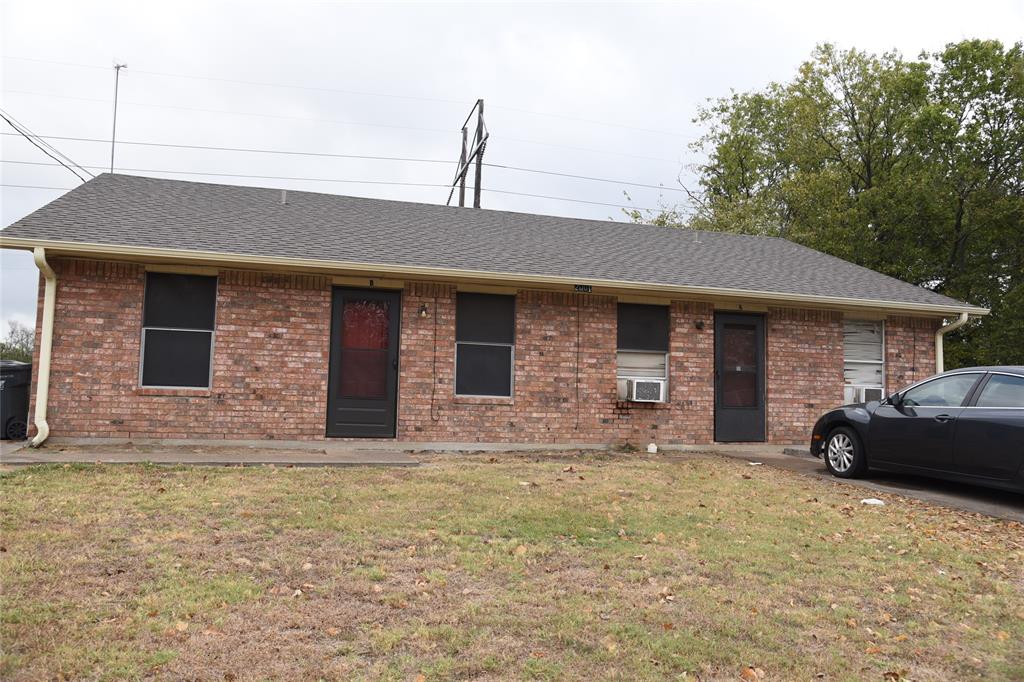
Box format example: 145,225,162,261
843,319,885,403
616,349,669,401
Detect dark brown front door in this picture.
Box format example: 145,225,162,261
326,288,401,437
714,313,766,442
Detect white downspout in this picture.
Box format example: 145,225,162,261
935,312,969,374
30,247,56,447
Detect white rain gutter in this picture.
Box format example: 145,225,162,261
935,312,969,373
30,247,56,447
0,236,989,317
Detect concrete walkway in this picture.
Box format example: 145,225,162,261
4,437,1020,522
0,440,418,467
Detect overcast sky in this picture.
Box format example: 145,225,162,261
2,0,1022,335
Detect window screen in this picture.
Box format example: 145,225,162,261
143,273,217,330
617,304,669,399
141,272,217,388
843,319,884,403
617,303,669,351
455,293,515,396
456,293,515,344
141,329,214,388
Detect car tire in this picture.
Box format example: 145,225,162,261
823,426,867,479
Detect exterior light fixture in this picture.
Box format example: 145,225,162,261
418,304,429,318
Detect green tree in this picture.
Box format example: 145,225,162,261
635,40,1024,367
0,320,34,363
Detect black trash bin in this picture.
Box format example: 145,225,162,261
1,360,31,440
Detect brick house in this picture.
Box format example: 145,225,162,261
0,174,987,447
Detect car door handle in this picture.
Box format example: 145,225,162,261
934,414,953,423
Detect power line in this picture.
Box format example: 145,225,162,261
1,160,674,212
1,88,460,136
499,135,684,165
0,110,91,182
0,132,455,165
1,133,686,192
486,162,684,193
0,109,94,180
0,183,75,190
3,89,685,166
0,55,469,107
475,186,677,212
1,159,452,189
492,104,697,139
0,56,111,72
1,54,697,140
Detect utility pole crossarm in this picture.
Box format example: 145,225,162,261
446,99,488,208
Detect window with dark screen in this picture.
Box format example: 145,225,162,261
455,293,515,397
140,272,217,388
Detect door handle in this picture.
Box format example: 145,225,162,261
934,414,953,423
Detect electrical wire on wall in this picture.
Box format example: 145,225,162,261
430,294,441,422
575,294,582,431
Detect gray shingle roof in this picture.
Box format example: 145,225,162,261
0,174,981,312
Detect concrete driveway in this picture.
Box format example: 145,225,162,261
714,446,1024,522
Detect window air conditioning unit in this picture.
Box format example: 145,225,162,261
628,379,666,403
846,386,884,403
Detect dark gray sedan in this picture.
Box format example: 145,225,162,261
809,366,1024,493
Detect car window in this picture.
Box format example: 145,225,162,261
975,374,1024,408
901,374,979,407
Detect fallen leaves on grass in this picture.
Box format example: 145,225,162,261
740,664,766,680
3,454,1021,681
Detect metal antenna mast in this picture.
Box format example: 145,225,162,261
446,99,488,208
110,63,127,173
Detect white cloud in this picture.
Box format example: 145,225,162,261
1,0,1020,328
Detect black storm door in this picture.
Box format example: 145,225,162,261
714,313,766,442
326,288,401,437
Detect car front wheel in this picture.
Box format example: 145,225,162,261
823,426,867,478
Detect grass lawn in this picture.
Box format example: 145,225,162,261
1,453,1021,680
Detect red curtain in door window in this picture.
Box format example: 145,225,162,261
342,300,389,349
339,300,390,398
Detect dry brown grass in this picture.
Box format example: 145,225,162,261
1,452,1021,680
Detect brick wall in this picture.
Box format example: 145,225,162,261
29,260,330,440
885,315,940,393
397,287,715,444
766,307,844,443
25,258,941,446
